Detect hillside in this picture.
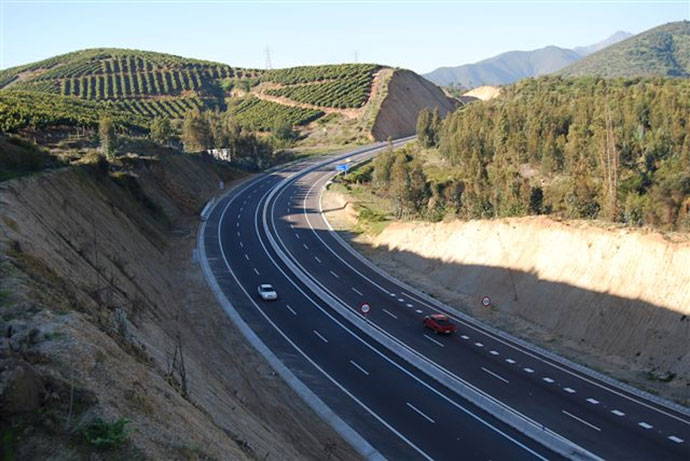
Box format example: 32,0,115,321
322,188,690,404
0,150,359,459
0,48,454,142
424,31,632,88
560,21,690,78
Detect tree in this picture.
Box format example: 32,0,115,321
409,163,430,214
272,117,295,143
416,108,433,148
99,116,116,160
372,147,395,189
150,116,173,146
390,155,411,218
181,109,210,152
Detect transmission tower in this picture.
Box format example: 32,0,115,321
264,46,273,70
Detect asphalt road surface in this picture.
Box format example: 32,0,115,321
201,141,690,460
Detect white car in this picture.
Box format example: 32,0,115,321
257,284,278,301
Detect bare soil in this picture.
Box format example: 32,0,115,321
0,155,360,460
322,188,690,406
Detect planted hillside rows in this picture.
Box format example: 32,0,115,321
266,77,373,108
0,91,148,133
230,97,324,131
263,64,380,85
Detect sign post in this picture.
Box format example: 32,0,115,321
481,296,491,307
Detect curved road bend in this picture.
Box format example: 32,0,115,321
202,142,557,460
262,144,690,460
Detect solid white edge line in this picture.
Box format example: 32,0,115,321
406,402,436,424
314,163,690,427
264,143,562,461
198,174,385,461
562,410,601,432
482,367,510,384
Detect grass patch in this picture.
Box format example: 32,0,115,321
81,417,130,449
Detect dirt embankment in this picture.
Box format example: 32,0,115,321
463,85,502,101
0,154,359,460
371,69,458,141
323,189,690,404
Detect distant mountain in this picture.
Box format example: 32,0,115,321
573,31,633,56
424,31,631,88
560,21,690,78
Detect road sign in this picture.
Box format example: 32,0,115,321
481,296,491,307
360,303,371,315
335,164,350,172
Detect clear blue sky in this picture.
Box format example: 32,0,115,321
1,1,688,74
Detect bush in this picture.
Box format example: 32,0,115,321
81,417,130,449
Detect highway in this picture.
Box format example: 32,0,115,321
200,141,690,460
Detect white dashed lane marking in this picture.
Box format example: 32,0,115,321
397,298,405,302
475,342,484,348
638,422,653,429
543,377,555,384
669,436,684,443
295,233,300,239
406,402,436,424
562,410,601,432
481,367,510,384
524,368,534,373
611,410,625,417
313,330,328,343
406,303,413,308
315,256,322,263
460,335,469,340
349,360,370,376
564,387,576,394
490,350,500,356
389,293,396,297
352,287,363,296
244,254,249,260
253,268,260,275
285,304,297,315
423,334,445,348
586,398,599,405
506,359,516,364
330,270,339,279
382,309,398,319
303,243,309,250
239,241,244,248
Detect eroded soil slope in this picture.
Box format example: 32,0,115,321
371,69,458,141
323,189,690,405
0,154,359,460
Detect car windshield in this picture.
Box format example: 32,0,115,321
261,285,273,291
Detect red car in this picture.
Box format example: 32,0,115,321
423,314,456,334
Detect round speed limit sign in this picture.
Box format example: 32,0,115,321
481,296,491,307
360,303,371,315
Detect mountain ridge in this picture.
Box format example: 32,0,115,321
424,31,632,88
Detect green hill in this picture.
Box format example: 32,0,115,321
0,49,390,135
560,21,690,78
